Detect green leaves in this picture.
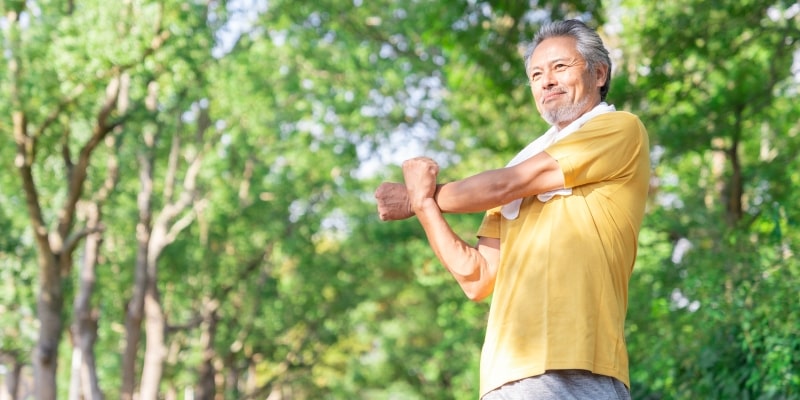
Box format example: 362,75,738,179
617,1,800,397
2,0,798,398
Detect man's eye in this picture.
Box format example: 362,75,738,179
555,64,567,70
531,73,541,81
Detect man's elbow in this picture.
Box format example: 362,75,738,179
462,284,492,302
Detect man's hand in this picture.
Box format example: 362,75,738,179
374,182,414,221
402,157,439,211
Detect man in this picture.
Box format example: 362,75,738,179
375,20,650,399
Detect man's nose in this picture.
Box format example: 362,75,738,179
539,70,556,88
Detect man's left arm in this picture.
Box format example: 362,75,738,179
375,151,564,220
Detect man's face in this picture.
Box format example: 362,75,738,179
527,36,606,129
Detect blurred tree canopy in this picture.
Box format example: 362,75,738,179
0,0,797,399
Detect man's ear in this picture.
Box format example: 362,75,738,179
595,63,609,88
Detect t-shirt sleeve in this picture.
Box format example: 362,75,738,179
545,112,647,189
476,206,502,239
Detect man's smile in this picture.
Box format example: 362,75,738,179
542,91,566,104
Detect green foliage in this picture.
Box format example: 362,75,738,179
2,0,798,398
0,215,37,365
617,0,800,398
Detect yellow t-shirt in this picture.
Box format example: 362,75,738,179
476,111,650,397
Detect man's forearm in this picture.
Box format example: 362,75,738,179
433,169,515,214
433,152,565,214
414,198,495,300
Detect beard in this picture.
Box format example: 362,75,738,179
540,91,591,128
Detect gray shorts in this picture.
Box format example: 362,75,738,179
481,370,631,400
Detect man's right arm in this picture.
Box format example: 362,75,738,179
375,182,414,221
402,157,500,301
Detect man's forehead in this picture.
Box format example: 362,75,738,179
529,36,582,68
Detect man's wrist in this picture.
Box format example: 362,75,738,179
433,184,443,203
413,197,440,214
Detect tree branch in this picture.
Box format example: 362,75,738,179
62,225,106,257
57,73,122,243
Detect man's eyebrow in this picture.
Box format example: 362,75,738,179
530,57,571,71
548,57,572,65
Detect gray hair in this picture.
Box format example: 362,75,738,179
523,20,612,101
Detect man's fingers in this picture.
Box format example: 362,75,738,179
402,157,439,174
374,181,415,221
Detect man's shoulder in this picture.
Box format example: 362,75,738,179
590,111,646,132
595,110,641,122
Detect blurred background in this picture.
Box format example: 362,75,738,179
0,0,798,399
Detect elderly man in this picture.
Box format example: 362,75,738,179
375,19,649,399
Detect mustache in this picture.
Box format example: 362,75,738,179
540,87,567,103
542,87,566,96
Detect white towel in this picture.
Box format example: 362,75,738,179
500,102,616,220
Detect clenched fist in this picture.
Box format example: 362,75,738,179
374,182,414,221
402,157,439,211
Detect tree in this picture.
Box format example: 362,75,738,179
4,1,130,395
5,0,797,398
614,0,800,397
2,1,223,398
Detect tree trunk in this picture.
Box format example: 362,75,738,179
121,79,159,400
196,300,219,400
138,277,167,400
33,254,64,400
139,219,169,399
121,151,154,400
1,360,23,400
68,202,104,400
9,10,64,399
726,136,743,224
16,110,64,400
122,80,207,399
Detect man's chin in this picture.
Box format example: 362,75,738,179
542,101,591,127
541,110,560,126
